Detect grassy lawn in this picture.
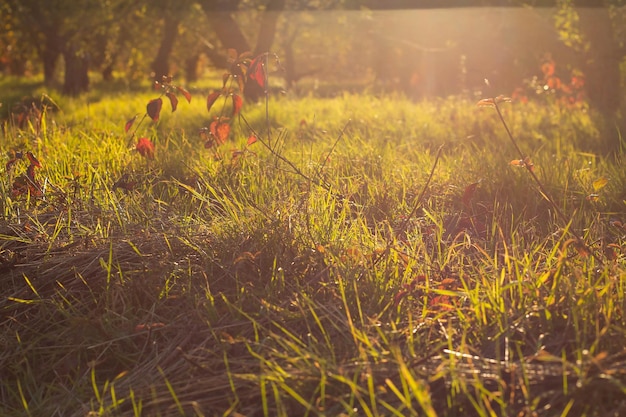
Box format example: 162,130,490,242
1,75,625,417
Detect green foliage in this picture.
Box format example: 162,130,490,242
0,76,625,416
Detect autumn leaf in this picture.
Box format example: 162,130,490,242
12,162,42,198
476,98,496,108
476,95,511,108
147,98,163,122
136,137,155,159
125,115,138,133
247,134,258,146
232,94,243,116
231,149,245,164
134,322,165,333
208,118,231,145
541,60,556,77
206,92,221,114
6,151,23,171
175,86,191,103
510,157,534,171
215,122,230,144
592,177,608,192
26,151,41,168
26,163,37,182
6,156,20,171
248,53,267,90
166,92,178,112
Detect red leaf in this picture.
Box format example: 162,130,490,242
216,122,230,144
166,92,178,112
26,152,41,168
247,134,257,146
6,157,19,171
136,137,155,159
208,119,230,146
147,98,163,122
26,163,37,181
175,86,191,103
393,289,409,307
541,60,555,77
248,54,267,89
125,115,138,133
12,165,42,197
207,92,221,114
232,94,243,116
462,182,479,208
6,151,23,171
134,322,165,333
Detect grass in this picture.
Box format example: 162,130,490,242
0,76,625,417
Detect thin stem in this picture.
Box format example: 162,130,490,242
492,100,602,265
367,145,444,272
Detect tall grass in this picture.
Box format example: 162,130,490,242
0,79,624,416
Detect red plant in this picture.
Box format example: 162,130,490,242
124,75,192,147
201,49,279,149
512,56,586,106
136,137,155,159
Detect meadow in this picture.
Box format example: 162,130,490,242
1,73,625,417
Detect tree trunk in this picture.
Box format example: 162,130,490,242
577,7,621,116
576,5,623,152
152,15,179,81
40,32,62,86
185,53,201,82
253,0,286,56
205,11,250,53
62,45,89,96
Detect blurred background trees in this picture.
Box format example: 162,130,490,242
1,0,624,131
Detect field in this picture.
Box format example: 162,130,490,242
1,74,626,417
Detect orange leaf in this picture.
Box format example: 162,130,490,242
247,134,258,146
476,98,495,108
216,122,230,144
175,86,191,103
136,137,155,159
232,94,243,117
541,60,555,77
206,92,221,114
